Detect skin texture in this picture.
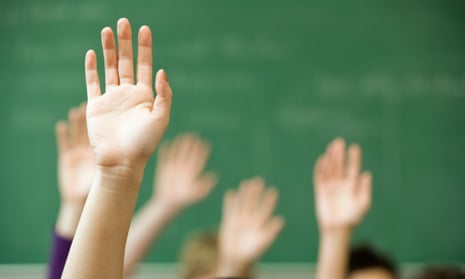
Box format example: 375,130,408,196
123,134,217,277
62,18,172,279
314,138,372,279
55,103,94,238
217,177,285,277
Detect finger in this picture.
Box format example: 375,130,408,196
332,138,345,178
347,144,362,180
85,50,101,100
153,141,173,183
137,25,152,87
358,171,372,212
117,18,134,84
262,216,285,247
325,141,335,178
55,120,69,154
101,27,119,89
197,172,218,199
258,187,279,223
243,177,264,215
152,69,173,118
313,155,325,187
165,134,186,164
73,104,87,144
236,179,251,214
222,189,236,221
157,141,170,164
319,154,330,182
187,136,211,173
68,107,79,145
176,134,196,163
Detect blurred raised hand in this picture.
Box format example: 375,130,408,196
314,138,372,231
124,134,217,277
55,103,94,237
153,134,217,210
217,177,284,277
313,138,372,279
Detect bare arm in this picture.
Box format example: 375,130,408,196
217,177,284,277
62,18,173,279
314,138,372,279
48,104,94,279
123,134,217,277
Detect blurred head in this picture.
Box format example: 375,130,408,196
413,265,465,279
180,230,219,279
347,244,397,279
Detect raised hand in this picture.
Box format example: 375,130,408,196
55,103,94,204
62,18,172,279
217,177,284,277
314,138,372,231
153,134,217,210
123,134,217,277
55,103,95,238
85,18,172,172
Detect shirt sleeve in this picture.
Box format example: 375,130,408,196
47,230,73,279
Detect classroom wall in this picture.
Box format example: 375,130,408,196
0,0,464,263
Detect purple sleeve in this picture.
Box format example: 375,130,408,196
47,230,73,279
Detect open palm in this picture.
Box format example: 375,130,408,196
56,103,95,203
84,18,172,168
219,178,284,270
314,138,372,230
153,134,217,210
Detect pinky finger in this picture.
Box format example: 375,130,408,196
55,120,69,154
358,171,372,212
85,50,101,100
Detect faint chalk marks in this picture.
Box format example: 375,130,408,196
1,1,105,26
275,105,380,137
8,106,55,133
172,70,257,96
219,34,288,60
184,109,244,131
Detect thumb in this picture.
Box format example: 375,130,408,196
152,69,173,117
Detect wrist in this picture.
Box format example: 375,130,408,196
319,226,352,252
94,165,145,192
319,224,353,236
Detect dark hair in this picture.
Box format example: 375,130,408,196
347,243,397,277
413,265,465,279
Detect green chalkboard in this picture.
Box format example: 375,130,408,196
1,0,465,264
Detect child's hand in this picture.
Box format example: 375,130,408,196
55,103,95,237
217,177,284,277
313,138,372,232
152,134,217,212
84,18,172,177
55,103,94,205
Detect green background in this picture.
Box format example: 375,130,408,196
0,0,464,263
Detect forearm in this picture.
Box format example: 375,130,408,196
315,228,351,279
62,167,143,279
123,200,180,278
